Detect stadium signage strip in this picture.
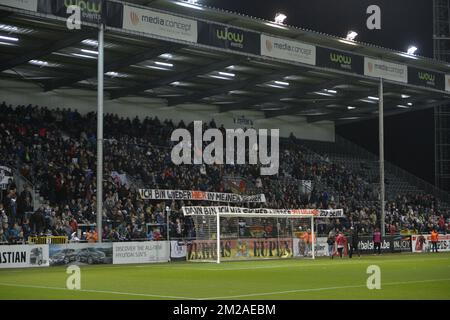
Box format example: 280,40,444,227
412,234,450,252
122,4,197,43
49,243,113,266
170,241,187,260
408,67,445,90
197,21,260,55
113,241,170,264
187,238,293,261
182,206,343,217
293,237,328,257
445,75,450,92
37,0,123,27
139,189,267,203
364,57,408,83
316,47,364,74
261,34,316,66
1,0,38,12
6,0,448,92
0,245,49,268
356,235,412,254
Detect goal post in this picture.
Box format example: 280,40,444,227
182,206,343,263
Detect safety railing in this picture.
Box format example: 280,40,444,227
28,236,68,244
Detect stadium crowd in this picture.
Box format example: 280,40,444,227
0,102,448,243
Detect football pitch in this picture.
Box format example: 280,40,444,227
0,253,449,300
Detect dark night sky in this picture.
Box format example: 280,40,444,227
209,0,435,184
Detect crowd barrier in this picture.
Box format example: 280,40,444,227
28,236,68,245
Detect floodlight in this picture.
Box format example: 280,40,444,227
274,13,287,24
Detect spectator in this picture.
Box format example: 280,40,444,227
0,102,447,243
438,215,445,233
431,229,439,253
327,227,336,259
336,231,345,258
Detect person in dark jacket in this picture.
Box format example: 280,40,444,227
327,228,336,259
348,225,360,258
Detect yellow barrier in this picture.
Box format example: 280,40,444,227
28,236,68,244
400,229,418,236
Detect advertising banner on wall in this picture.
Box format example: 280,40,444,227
364,57,408,83
139,189,266,203
445,75,450,92
122,5,197,43
357,235,411,254
186,238,293,261
408,67,445,90
412,234,450,253
41,0,103,23
293,237,328,257
113,241,169,264
0,0,38,12
316,47,364,75
170,240,187,261
197,21,260,55
49,243,113,266
261,34,316,66
0,244,49,268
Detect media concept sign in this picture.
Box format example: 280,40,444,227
316,47,364,75
197,21,260,55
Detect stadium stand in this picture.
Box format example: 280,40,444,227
0,102,449,244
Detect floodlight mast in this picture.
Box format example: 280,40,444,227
379,78,385,237
96,16,105,243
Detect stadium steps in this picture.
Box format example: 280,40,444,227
298,136,450,213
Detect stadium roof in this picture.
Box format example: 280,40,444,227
1,0,450,124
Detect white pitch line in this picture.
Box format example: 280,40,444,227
201,278,450,300
190,257,450,271
0,282,195,300
1,278,449,300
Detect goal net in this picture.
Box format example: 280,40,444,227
182,206,343,263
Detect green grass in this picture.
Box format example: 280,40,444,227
0,253,449,300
